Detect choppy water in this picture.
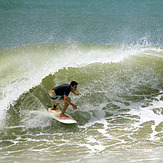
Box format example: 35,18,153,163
0,0,163,162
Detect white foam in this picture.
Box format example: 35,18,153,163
21,109,52,129
79,137,106,153
129,93,163,140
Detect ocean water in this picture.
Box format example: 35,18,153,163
0,0,163,162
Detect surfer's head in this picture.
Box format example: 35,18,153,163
70,81,78,91
70,81,78,86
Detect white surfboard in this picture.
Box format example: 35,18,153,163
48,108,77,124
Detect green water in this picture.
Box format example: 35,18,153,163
1,43,163,162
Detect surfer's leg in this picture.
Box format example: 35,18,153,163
60,97,72,116
51,102,60,110
60,103,69,116
50,95,64,110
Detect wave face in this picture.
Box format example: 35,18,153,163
0,43,163,162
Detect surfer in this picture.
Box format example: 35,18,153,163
49,81,81,116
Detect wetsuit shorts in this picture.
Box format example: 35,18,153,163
49,92,64,100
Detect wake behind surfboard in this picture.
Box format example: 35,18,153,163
48,108,77,124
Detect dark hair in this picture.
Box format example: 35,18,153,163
70,81,78,86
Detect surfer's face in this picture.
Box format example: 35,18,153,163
71,85,77,92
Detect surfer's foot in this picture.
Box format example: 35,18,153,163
60,114,68,117
51,104,58,110
51,107,58,110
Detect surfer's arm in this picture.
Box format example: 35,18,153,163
71,91,81,96
64,95,77,110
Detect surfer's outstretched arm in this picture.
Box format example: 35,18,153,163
71,91,81,96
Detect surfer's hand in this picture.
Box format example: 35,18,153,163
72,104,77,110
75,93,81,95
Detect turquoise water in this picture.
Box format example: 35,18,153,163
0,0,162,47
0,0,163,162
